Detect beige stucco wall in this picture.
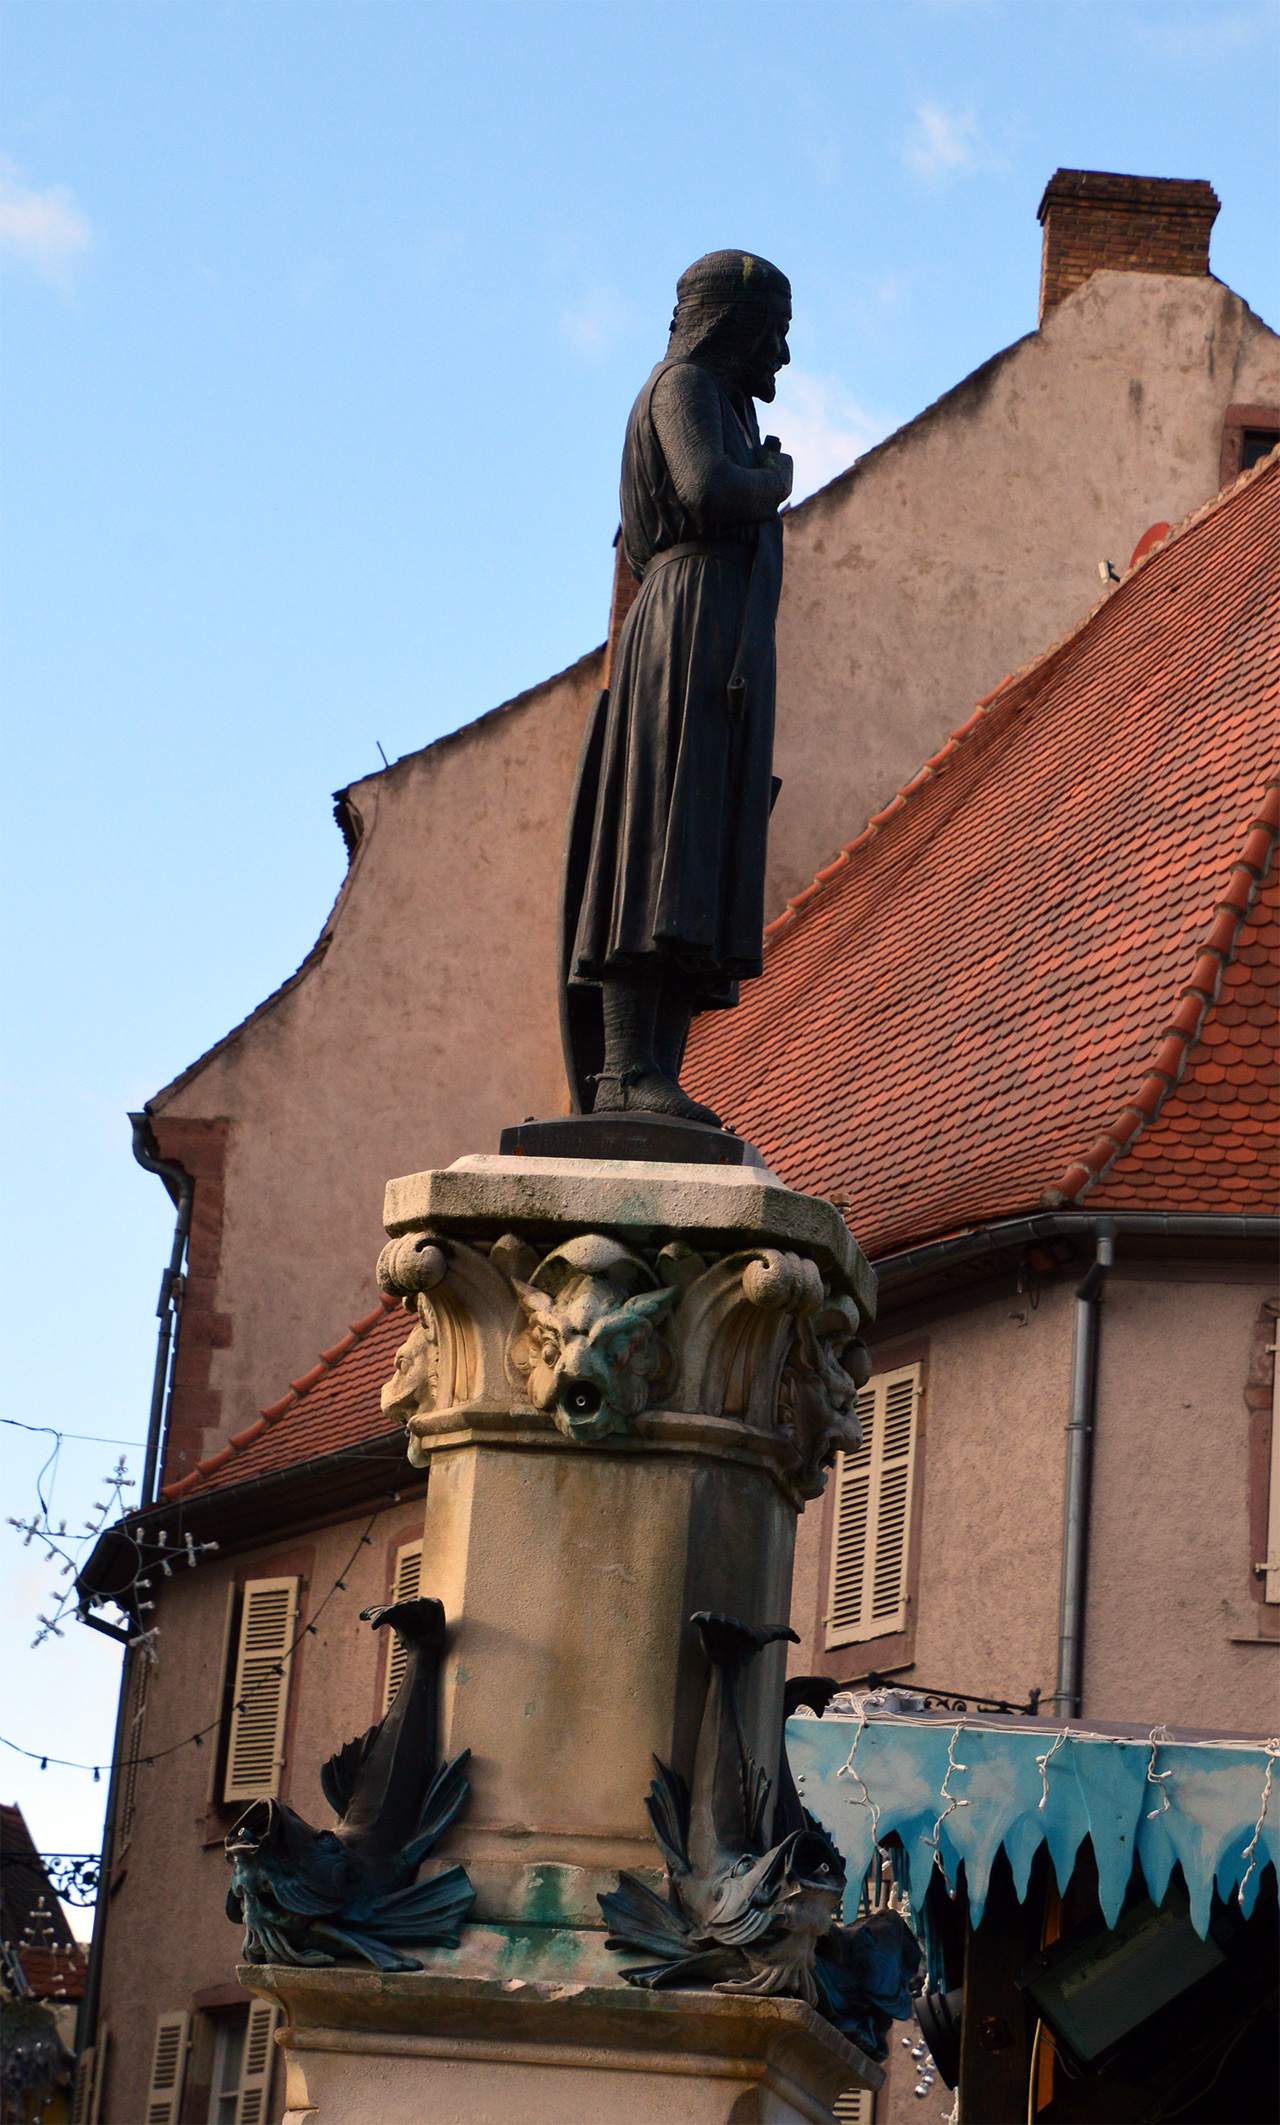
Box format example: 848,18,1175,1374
1083,1267,1278,1729
792,1263,1277,1731
156,651,601,1457
97,1507,422,2124
153,271,1277,1470
769,271,1278,906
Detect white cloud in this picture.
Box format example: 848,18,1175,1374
560,284,631,359
0,156,91,291
904,100,986,181
769,370,894,502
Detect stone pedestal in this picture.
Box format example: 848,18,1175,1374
247,1153,882,2120
262,1966,883,2125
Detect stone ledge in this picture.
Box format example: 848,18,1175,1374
383,1155,876,1320
246,1962,884,2118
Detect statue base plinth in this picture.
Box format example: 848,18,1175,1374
252,1964,883,2125
498,1112,755,1165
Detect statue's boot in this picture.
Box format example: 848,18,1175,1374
596,975,726,1129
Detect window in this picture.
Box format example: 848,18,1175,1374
1219,403,1280,487
382,1539,423,1713
208,2015,244,2125
205,2003,278,2125
117,1653,152,1852
144,2012,189,2125
833,2090,875,2122
1242,428,1279,473
825,1365,921,1649
222,1578,299,1804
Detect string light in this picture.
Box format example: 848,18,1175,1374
1,1500,395,1778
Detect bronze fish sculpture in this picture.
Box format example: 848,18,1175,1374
225,1595,473,1970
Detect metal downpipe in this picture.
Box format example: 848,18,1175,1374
1052,1221,1115,1718
129,1113,193,1510
75,1637,133,2053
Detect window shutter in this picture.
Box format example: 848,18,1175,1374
223,1578,299,1804
144,2012,189,2125
825,1364,921,1649
382,1540,424,1713
70,2032,106,2125
1258,1351,1267,1598
234,1999,279,2125
833,2089,875,2123
117,1653,152,1851
208,1581,239,1803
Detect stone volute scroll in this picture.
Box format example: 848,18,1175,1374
376,1203,872,1505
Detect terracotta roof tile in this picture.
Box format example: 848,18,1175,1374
684,452,1279,1254
160,1295,406,1501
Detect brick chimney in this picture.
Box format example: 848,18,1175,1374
1037,169,1220,324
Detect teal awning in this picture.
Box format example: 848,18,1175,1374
785,1712,1278,1937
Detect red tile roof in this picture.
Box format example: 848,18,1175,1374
162,459,1277,1507
160,1295,406,1501
685,451,1279,1257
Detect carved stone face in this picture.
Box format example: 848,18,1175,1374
380,1311,439,1425
509,1244,678,1443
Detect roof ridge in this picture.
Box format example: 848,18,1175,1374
159,1292,402,1502
1042,776,1280,1207
764,445,1280,949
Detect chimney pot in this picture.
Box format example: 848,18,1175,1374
1036,169,1220,324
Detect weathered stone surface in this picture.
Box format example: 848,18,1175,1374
252,1962,883,2125
383,1155,875,1317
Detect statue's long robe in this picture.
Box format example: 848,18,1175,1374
570,357,787,1008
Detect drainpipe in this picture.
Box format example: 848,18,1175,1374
75,1637,133,2054
129,1113,193,1510
1051,1220,1115,1717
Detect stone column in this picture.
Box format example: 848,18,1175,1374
253,1151,884,2123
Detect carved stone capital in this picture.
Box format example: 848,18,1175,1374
377,1199,871,1503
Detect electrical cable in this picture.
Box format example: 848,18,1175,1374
0,1501,394,1777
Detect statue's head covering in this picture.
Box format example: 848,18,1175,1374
668,251,791,363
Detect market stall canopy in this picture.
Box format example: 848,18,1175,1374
786,1710,1278,1936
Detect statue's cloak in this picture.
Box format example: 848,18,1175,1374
561,357,783,1111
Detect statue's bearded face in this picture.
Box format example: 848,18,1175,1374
738,305,791,404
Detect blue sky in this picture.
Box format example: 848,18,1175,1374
2,0,1277,1892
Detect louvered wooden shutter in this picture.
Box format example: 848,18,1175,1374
382,1540,424,1712
70,2035,103,2125
144,2012,189,2125
223,1578,298,1803
117,1652,151,1850
826,1364,921,1648
833,2089,875,2123
234,1999,279,2125
208,1580,239,1802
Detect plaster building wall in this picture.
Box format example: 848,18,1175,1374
148,251,1277,1483
767,270,1277,907
791,1263,1277,1732
97,1505,424,2124
152,649,601,1488
1082,1267,1278,1729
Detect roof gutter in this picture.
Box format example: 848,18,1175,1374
872,1210,1276,1294
129,1113,194,1510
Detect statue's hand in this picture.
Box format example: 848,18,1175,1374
759,445,793,502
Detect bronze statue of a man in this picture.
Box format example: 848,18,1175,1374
560,251,793,1129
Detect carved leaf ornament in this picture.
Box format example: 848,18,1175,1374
376,1231,870,1500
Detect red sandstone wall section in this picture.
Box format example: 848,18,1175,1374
148,1115,232,1487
